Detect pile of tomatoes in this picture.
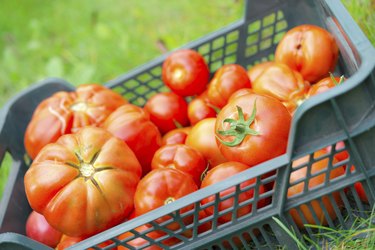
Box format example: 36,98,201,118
22,24,367,249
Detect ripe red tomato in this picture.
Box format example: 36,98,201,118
275,24,339,83
162,49,210,97
24,127,142,237
161,126,191,146
251,62,310,114
207,64,251,108
326,141,349,166
247,61,275,82
144,92,189,134
151,144,207,186
351,165,369,203
227,88,254,103
307,75,345,97
215,92,291,166
134,168,198,231
200,162,266,224
26,211,62,248
103,104,162,176
185,118,228,169
288,149,345,228
24,84,127,159
188,90,217,126
117,224,180,250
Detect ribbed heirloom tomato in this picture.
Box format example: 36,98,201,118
24,84,127,159
103,104,162,176
215,92,291,166
134,168,198,232
24,127,142,237
151,144,207,186
207,64,251,108
250,62,310,114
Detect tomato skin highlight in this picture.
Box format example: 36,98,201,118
24,84,128,159
24,127,142,237
162,49,210,97
275,24,339,83
215,92,291,166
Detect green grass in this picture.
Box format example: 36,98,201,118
273,206,375,250
0,0,244,107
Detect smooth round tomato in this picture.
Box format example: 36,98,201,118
307,75,345,97
134,168,198,231
103,104,162,176
215,92,291,166
200,162,266,224
117,224,180,250
188,90,218,126
26,211,62,248
275,24,339,83
24,84,127,159
24,127,142,237
162,49,210,97
151,144,207,186
161,126,191,146
207,64,251,108
247,61,275,82
251,62,310,114
144,92,189,134
185,118,228,169
288,149,345,228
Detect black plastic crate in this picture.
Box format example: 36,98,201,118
1,0,375,249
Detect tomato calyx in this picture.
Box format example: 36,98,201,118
67,151,112,182
164,197,175,205
216,101,260,147
330,73,345,86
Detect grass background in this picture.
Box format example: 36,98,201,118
1,0,373,107
0,0,374,248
